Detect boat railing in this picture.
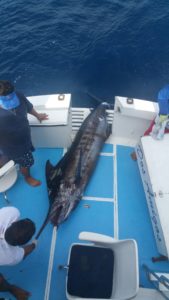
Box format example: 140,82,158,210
71,107,114,133
143,264,169,300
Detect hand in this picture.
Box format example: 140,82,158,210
37,113,48,122
31,239,38,247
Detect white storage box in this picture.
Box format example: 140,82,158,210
113,96,158,146
28,94,72,148
136,134,169,258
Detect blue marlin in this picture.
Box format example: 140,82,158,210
36,102,112,238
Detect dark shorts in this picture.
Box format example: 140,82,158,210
13,150,34,168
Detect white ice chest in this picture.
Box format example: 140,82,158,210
136,134,169,258
27,94,72,148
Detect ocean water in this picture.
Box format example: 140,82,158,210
1,0,169,107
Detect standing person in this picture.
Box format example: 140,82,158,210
0,206,37,299
0,80,48,187
131,84,169,160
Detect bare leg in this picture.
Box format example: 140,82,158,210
20,167,41,187
0,274,31,300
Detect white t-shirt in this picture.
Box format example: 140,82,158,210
0,206,24,266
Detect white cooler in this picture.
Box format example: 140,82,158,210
136,134,169,258
27,93,72,148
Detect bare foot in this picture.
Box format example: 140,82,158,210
10,285,31,300
131,151,137,161
25,176,41,187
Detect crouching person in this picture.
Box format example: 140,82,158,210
0,206,37,299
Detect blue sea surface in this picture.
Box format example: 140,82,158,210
1,0,169,107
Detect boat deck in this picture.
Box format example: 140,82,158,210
0,143,169,300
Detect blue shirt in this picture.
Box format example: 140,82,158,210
157,84,169,115
0,91,34,158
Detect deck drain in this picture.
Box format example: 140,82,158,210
83,204,90,208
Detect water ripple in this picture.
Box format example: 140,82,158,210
1,0,169,106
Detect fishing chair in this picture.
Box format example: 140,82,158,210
66,232,139,300
0,160,18,204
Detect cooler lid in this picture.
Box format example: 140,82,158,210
28,109,69,126
27,94,71,126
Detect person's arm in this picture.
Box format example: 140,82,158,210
15,91,48,122
29,108,48,122
23,240,38,259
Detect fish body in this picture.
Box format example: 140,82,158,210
36,102,112,238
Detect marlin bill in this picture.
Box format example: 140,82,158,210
36,102,112,238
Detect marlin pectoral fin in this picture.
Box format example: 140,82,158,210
46,160,64,194
45,160,56,187
46,160,55,178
